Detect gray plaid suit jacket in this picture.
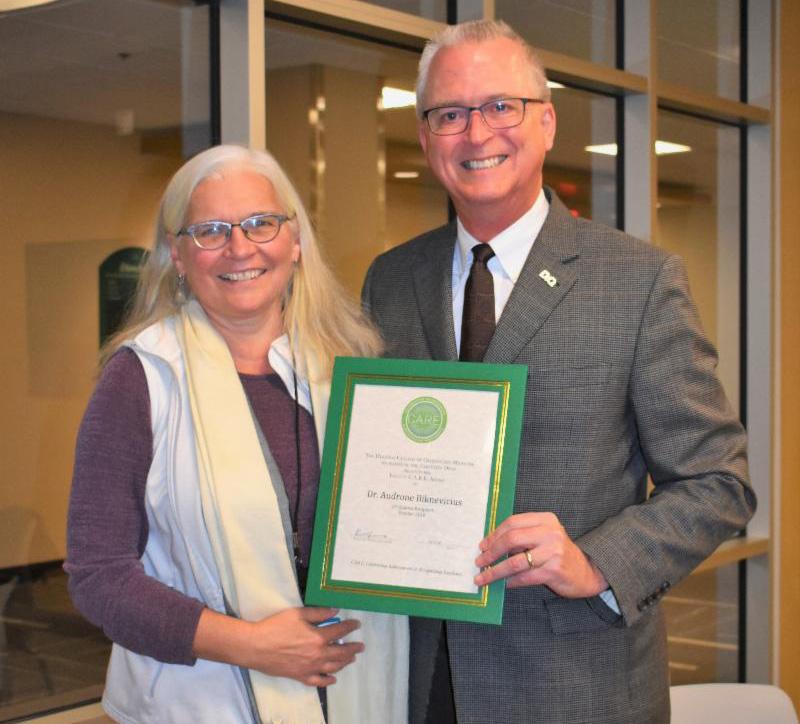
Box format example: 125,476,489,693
361,190,755,724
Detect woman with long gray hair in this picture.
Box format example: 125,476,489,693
65,144,408,723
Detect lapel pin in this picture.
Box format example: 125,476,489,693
538,269,558,288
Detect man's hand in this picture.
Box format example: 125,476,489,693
474,512,608,598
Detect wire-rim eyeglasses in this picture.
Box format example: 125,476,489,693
177,212,295,250
422,97,544,136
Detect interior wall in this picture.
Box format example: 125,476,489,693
266,64,384,296
385,178,448,249
778,0,800,706
0,111,178,567
266,66,316,211
657,203,719,347
656,202,747,415
320,65,384,295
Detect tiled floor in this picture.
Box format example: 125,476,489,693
0,566,109,723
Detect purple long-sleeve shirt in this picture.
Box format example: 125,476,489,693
65,347,320,665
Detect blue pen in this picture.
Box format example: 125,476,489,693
316,616,343,644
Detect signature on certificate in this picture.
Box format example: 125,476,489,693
353,528,393,543
418,536,471,551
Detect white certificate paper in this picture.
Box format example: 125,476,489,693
330,384,500,594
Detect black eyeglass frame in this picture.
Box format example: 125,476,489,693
421,97,545,136
177,212,295,250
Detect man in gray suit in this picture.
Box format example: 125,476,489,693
361,18,756,724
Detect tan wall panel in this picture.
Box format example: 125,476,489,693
266,65,317,210
320,65,384,295
779,0,800,706
657,203,719,347
0,112,178,567
385,178,448,250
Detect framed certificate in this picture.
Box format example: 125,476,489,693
305,357,527,624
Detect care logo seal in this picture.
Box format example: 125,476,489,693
401,396,447,443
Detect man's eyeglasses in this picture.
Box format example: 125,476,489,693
422,97,544,136
177,213,294,250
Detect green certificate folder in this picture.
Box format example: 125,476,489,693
305,357,527,624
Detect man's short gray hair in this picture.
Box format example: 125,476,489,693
416,19,551,118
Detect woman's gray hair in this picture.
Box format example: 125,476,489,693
416,19,551,117
102,144,381,374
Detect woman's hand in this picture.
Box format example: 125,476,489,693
193,606,364,687
243,607,364,686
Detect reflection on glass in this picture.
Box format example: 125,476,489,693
0,567,110,721
265,19,448,295
657,0,740,100
656,109,741,411
496,0,616,67
0,0,210,719
664,566,739,684
360,0,446,21
656,110,745,680
545,87,617,227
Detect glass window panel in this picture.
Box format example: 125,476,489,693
656,112,743,681
656,109,741,412
657,0,741,100
0,0,211,718
495,0,617,67
265,19,448,295
545,86,618,227
359,0,446,21
654,106,744,689
664,565,740,684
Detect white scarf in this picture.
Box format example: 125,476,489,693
178,301,408,724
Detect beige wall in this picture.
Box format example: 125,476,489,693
319,65,385,295
657,201,747,415
657,202,719,346
0,112,178,567
385,178,448,250
266,66,317,211
778,0,800,707
267,64,385,296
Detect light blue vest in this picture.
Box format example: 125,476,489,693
103,318,255,723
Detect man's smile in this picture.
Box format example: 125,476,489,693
461,154,508,170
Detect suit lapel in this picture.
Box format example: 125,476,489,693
411,223,458,361
485,194,580,364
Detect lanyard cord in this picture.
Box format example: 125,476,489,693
291,367,303,568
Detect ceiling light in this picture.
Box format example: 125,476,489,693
393,171,420,179
584,141,692,156
584,143,619,156
654,140,692,155
382,87,416,110
0,0,58,10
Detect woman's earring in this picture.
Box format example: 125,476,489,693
177,273,188,300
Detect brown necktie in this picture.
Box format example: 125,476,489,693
460,243,495,362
